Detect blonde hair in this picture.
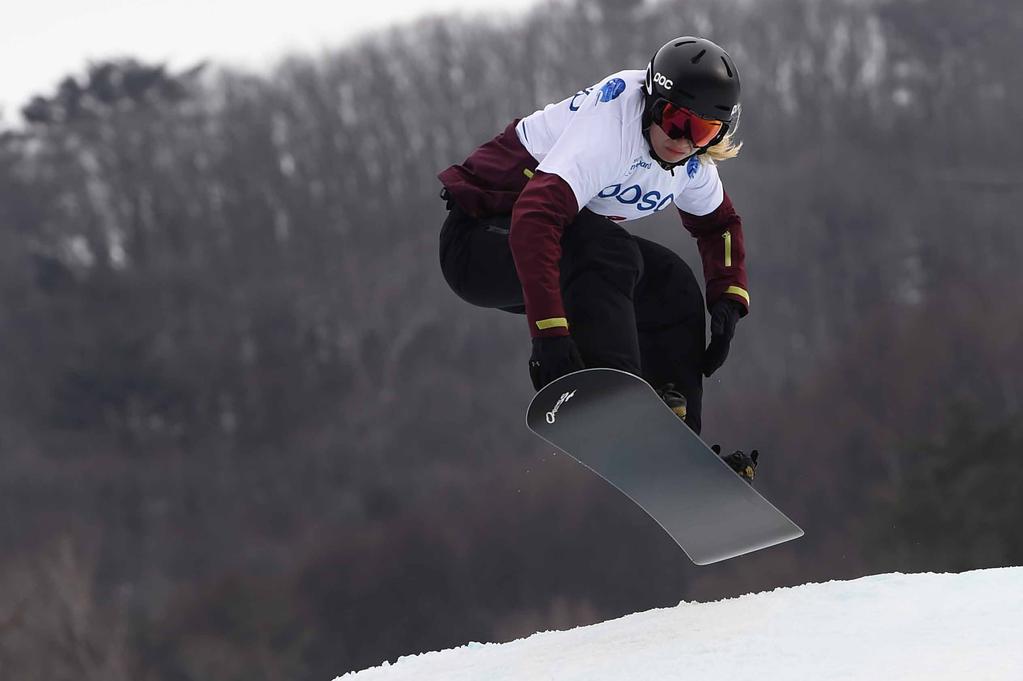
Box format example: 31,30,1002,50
701,129,742,164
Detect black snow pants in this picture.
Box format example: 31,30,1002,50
439,205,707,433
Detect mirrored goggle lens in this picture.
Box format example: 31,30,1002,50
658,103,724,147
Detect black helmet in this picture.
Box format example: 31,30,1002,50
642,37,740,168
644,36,741,123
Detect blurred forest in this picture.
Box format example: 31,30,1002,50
1,0,1022,678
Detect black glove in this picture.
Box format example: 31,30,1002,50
529,336,585,391
702,298,745,377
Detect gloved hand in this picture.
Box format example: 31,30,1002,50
702,298,745,377
529,336,585,391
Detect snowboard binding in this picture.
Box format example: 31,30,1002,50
656,383,758,484
711,444,759,485
656,383,688,421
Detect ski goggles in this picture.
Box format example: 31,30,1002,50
653,101,727,148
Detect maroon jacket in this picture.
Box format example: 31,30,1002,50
438,120,749,338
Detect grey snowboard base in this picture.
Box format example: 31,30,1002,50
526,368,803,565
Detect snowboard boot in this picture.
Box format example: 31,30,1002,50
656,383,688,422
711,444,759,485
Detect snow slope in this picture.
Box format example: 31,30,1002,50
337,567,1023,681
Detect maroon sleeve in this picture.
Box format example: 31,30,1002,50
677,191,750,314
509,171,579,338
437,120,537,218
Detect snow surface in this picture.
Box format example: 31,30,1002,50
337,567,1023,681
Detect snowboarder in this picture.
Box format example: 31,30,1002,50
437,37,756,480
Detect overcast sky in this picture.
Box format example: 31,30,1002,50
0,0,543,120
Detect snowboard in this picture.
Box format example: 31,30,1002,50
526,368,803,565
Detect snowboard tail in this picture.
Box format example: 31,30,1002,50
526,368,803,565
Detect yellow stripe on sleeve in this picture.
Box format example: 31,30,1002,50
723,230,732,267
724,286,750,305
536,317,569,331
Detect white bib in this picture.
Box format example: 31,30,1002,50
516,69,724,222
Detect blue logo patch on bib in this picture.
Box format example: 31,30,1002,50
598,78,626,103
686,156,700,179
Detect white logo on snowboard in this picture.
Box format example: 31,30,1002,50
546,390,577,424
